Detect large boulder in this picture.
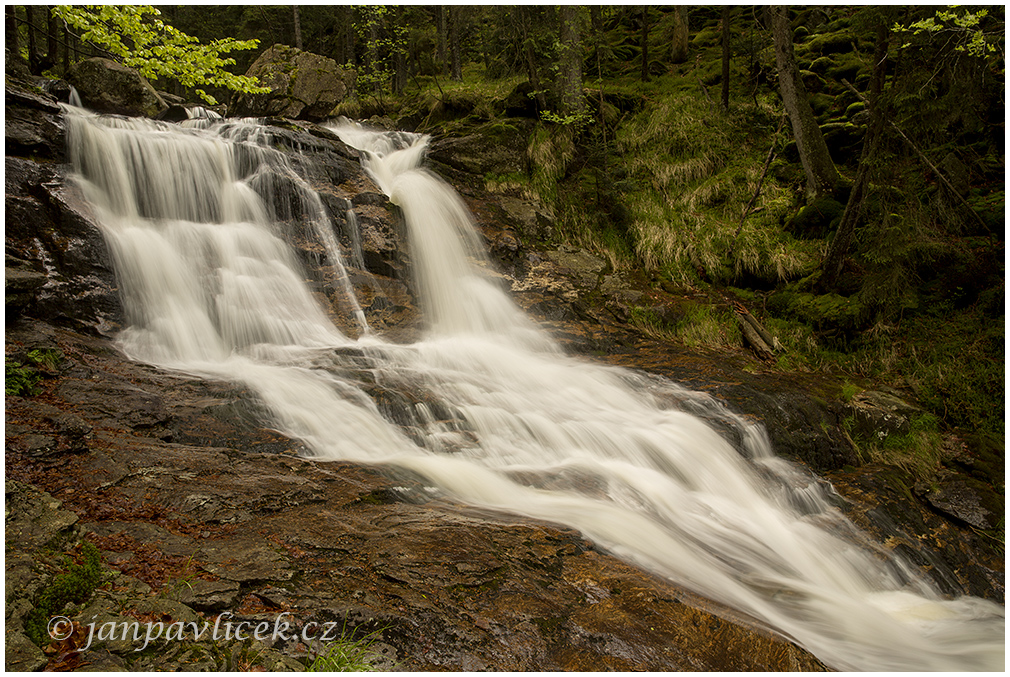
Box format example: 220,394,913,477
231,44,354,121
65,57,167,118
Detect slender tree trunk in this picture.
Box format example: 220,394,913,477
590,6,603,78
770,6,839,199
821,25,889,288
392,6,406,94
519,7,547,112
45,6,57,70
292,6,302,50
62,15,70,74
449,6,462,81
7,6,21,66
640,7,650,81
437,6,447,76
671,7,689,64
343,7,355,66
558,5,585,116
26,5,39,74
721,6,730,111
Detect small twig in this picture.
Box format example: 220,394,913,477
729,112,787,253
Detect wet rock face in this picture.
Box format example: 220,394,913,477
5,319,826,671
65,58,168,119
5,76,65,160
5,156,123,334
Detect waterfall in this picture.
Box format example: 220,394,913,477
64,108,1004,672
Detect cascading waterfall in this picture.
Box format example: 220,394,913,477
64,106,1003,672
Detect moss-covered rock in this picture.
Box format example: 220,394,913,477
805,29,856,56
786,196,845,239
819,122,865,164
231,44,354,121
808,56,836,75
767,288,869,337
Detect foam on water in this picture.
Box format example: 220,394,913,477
63,108,1004,671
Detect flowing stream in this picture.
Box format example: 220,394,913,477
64,107,1003,671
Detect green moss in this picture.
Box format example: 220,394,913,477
24,542,103,646
767,289,869,336
786,197,844,239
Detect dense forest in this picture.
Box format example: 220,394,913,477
7,4,1005,468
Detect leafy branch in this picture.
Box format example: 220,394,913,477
52,5,270,105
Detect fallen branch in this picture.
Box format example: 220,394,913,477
734,303,779,360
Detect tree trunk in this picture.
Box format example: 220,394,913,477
640,7,650,81
392,6,406,95
62,17,70,74
769,6,839,199
292,6,302,50
520,7,547,112
721,6,730,111
26,5,40,74
821,25,889,288
437,6,447,76
558,5,585,116
590,6,603,78
343,7,355,66
6,6,21,66
448,6,461,81
671,7,689,64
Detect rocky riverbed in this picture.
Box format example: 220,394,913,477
5,72,1002,671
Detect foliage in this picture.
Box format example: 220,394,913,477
6,361,41,396
23,542,104,646
306,625,387,672
895,7,999,58
352,5,408,98
52,5,269,104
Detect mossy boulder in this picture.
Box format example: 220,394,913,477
826,54,864,83
808,93,834,118
805,30,856,56
767,289,869,337
819,122,865,164
786,196,844,239
799,69,826,93
231,44,355,121
808,56,836,75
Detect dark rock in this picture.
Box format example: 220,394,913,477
844,390,922,444
502,80,539,117
5,162,123,334
4,77,65,159
5,254,47,320
428,120,531,178
920,477,998,530
66,57,168,118
232,44,355,121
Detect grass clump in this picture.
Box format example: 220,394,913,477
306,626,387,672
613,92,814,285
848,413,947,482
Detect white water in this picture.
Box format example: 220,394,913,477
64,108,1004,671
